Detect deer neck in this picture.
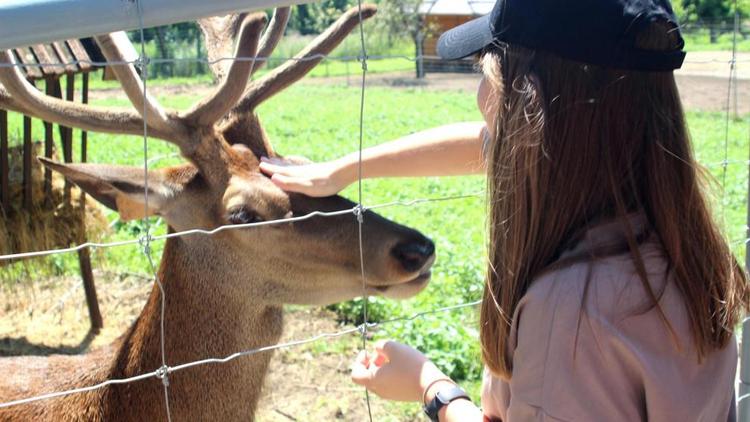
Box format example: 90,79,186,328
108,233,283,420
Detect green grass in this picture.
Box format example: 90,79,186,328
4,80,749,386
683,29,750,52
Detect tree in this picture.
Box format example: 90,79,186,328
371,0,436,77
289,0,355,34
681,0,737,42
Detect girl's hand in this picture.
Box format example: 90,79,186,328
350,340,454,403
259,156,353,197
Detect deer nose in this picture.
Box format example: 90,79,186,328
391,238,435,273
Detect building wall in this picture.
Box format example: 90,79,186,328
423,14,476,57
420,14,477,74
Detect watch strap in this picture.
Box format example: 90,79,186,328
423,385,471,422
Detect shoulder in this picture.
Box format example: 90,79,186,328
506,239,738,422
518,237,669,330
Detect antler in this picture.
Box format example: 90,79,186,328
235,4,377,112
199,7,290,81
94,32,184,136
198,13,248,81
0,51,163,140
182,13,266,126
252,7,291,75
0,13,268,156
0,84,31,115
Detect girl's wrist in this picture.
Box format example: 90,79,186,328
419,362,454,404
332,155,358,189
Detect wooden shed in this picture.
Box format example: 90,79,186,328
418,0,494,74
1,39,105,331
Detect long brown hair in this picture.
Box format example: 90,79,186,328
480,22,750,379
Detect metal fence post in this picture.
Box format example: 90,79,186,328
740,126,750,422
416,31,424,79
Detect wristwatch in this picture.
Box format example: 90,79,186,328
423,385,471,422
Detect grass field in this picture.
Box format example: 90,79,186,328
2,77,749,405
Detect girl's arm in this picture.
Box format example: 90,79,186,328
351,340,485,422
259,122,486,197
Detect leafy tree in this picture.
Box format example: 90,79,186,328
680,0,744,42
128,23,204,77
682,0,733,21
371,0,437,77
288,0,356,34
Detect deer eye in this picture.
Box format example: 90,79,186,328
226,207,263,225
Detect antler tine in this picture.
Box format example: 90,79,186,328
94,32,187,139
0,84,31,115
0,50,173,141
235,4,377,112
198,14,247,81
250,7,291,76
182,13,266,126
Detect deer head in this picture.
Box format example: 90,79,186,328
0,5,435,305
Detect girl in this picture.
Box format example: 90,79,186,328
259,0,749,420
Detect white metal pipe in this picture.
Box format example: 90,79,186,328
0,0,311,51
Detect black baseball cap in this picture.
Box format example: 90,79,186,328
437,0,686,71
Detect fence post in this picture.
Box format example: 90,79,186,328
741,127,750,422
416,31,424,79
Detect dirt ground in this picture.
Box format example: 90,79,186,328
1,50,747,421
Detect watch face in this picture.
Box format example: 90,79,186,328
436,389,453,405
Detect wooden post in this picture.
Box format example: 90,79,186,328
76,71,102,332
0,109,8,214
22,79,36,211
43,79,55,202
81,73,88,163
78,247,102,331
63,74,74,163
22,112,32,211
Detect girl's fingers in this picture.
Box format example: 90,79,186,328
269,174,307,193
258,161,282,176
351,351,374,385
374,339,402,360
260,156,286,165
285,155,313,165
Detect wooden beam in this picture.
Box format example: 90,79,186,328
30,45,64,78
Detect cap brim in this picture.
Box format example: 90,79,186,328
437,14,494,60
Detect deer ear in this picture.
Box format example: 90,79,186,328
39,157,177,221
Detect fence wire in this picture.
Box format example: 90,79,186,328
0,3,747,421
0,298,481,410
1,54,750,70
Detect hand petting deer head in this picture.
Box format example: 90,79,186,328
0,4,434,305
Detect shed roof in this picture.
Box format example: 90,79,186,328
11,39,101,81
419,0,494,16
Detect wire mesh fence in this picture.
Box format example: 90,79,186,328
0,1,748,421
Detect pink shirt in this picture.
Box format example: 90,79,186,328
481,214,737,422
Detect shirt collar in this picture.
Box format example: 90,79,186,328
558,212,650,261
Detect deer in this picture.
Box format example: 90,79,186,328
0,4,436,421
